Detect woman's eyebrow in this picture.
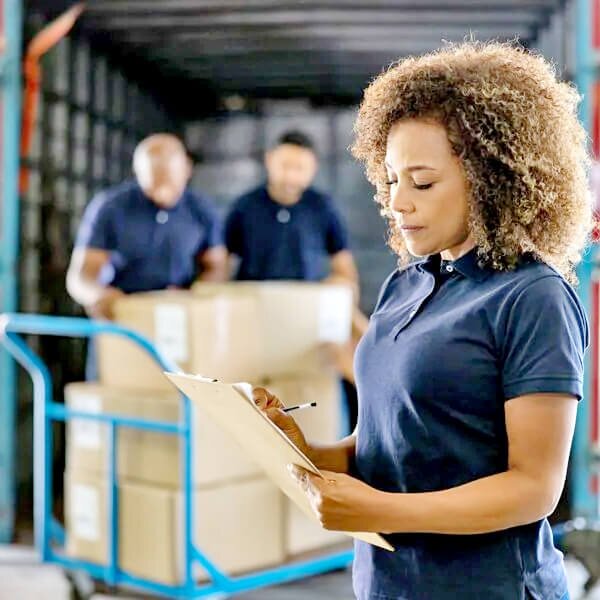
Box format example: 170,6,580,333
384,161,438,172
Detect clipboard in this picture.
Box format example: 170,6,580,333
164,372,394,552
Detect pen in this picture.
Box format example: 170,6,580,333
283,401,317,413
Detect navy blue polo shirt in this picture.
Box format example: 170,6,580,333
224,185,349,281
75,180,222,292
353,249,587,600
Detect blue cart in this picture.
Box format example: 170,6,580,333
0,312,353,599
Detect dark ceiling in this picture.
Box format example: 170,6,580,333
25,0,565,112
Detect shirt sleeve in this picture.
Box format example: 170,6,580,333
501,275,589,401
224,203,244,256
324,201,350,255
74,193,116,251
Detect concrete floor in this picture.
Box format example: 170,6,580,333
1,545,599,600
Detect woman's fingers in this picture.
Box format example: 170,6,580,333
252,386,283,410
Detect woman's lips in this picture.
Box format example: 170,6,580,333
400,225,425,235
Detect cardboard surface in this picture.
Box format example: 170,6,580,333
97,291,263,391
64,472,284,585
65,383,262,488
263,374,347,443
192,281,353,378
284,498,349,556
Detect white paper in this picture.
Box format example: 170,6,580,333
71,393,102,449
71,484,100,541
232,382,254,402
318,288,352,343
154,303,189,365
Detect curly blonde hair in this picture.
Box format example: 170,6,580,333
351,41,593,282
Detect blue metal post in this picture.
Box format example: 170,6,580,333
0,0,23,543
183,391,229,590
1,330,53,559
107,422,119,585
573,0,598,519
183,395,194,593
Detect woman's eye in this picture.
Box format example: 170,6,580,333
414,182,433,190
385,180,397,186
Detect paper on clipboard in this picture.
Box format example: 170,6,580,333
164,372,394,552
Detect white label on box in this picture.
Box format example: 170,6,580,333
154,304,189,365
318,289,352,343
71,484,100,541
71,393,102,449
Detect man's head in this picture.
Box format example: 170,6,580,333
265,131,318,206
133,133,192,208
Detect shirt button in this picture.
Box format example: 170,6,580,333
277,208,291,224
445,265,454,273
156,210,169,224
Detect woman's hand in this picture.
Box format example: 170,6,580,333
288,465,388,533
253,387,311,457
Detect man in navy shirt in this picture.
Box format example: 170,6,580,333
224,130,358,287
67,133,227,320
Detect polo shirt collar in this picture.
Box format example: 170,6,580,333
450,248,492,282
418,248,492,282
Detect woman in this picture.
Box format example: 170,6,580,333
254,41,591,599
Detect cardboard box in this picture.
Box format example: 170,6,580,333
193,282,353,379
262,374,348,443
97,284,352,391
65,383,262,488
65,472,285,585
261,374,351,556
64,469,107,565
284,499,349,556
97,290,263,391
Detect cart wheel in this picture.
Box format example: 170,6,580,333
65,568,95,600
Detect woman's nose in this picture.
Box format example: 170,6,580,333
389,187,414,214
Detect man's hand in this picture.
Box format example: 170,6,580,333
86,286,124,320
198,246,229,282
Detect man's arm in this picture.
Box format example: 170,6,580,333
324,250,360,299
197,245,229,282
66,247,123,319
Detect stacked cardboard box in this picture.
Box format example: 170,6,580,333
96,290,264,391
64,383,263,487
96,282,352,389
191,281,353,378
63,383,283,584
65,283,353,581
64,469,283,584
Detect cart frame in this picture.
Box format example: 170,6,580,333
0,312,353,599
